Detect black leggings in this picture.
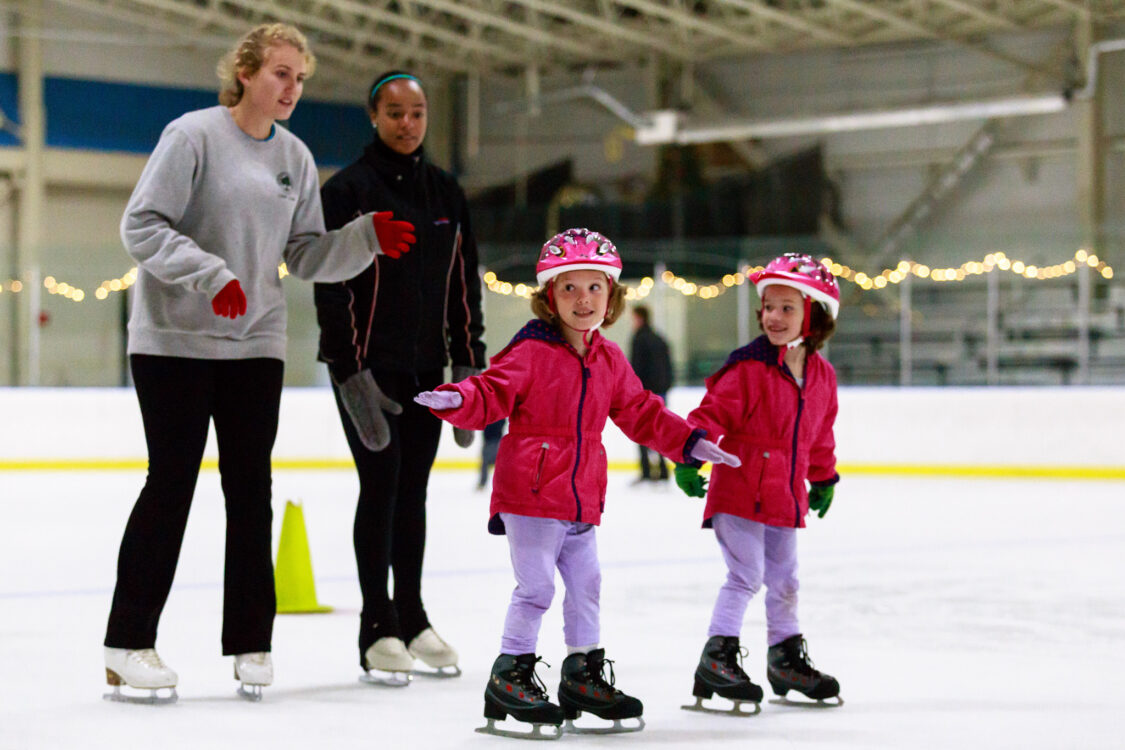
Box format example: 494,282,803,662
332,369,443,663
104,355,284,655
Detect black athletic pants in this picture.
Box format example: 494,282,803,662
105,354,284,655
331,368,443,665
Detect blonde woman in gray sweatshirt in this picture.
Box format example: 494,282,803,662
102,23,416,704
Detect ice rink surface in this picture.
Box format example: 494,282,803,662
2,468,1123,749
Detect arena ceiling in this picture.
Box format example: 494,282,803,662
13,0,1125,93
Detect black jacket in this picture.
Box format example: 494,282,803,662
314,137,485,380
630,324,673,395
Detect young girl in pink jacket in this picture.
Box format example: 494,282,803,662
676,253,843,714
415,228,739,738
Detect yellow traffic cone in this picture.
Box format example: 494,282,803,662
274,500,332,614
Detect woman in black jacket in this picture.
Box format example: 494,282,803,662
314,70,485,683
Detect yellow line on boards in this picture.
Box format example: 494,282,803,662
837,463,1125,480
0,458,1122,480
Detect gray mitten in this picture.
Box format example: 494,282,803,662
450,366,482,448
338,370,402,452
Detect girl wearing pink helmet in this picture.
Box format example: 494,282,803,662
414,228,740,738
676,252,843,713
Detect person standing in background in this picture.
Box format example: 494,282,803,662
478,418,507,490
314,70,486,684
104,23,415,704
629,305,674,482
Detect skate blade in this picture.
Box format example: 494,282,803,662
411,664,462,679
475,718,563,741
237,683,265,702
359,669,411,688
681,695,761,716
768,695,844,708
103,684,179,706
563,716,645,734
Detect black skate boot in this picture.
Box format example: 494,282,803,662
477,653,564,740
682,635,763,716
557,649,644,734
766,634,842,707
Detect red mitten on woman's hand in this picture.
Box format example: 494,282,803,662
372,211,417,258
212,280,247,319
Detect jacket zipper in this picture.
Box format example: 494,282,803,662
571,362,591,521
532,442,549,493
789,372,805,527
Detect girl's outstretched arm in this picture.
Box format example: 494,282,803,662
415,353,529,430
414,390,463,411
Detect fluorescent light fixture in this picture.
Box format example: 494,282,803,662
636,94,1069,145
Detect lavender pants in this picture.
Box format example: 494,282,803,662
708,513,800,646
499,513,600,655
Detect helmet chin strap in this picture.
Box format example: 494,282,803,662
800,295,814,338
784,296,815,350
575,320,604,347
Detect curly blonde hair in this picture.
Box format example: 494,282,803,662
530,278,628,330
217,23,316,107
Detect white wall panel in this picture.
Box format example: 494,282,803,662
1,386,1121,472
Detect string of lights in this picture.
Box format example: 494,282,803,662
0,264,291,302
0,250,1114,304
485,248,1114,300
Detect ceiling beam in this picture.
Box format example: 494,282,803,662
502,0,693,58
1033,0,1093,20
611,0,773,53
402,0,610,61
924,0,1020,30
712,0,852,46
824,0,1057,78
270,0,524,69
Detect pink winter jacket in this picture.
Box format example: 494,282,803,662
431,320,704,533
688,335,839,529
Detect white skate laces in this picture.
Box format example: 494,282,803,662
103,647,178,705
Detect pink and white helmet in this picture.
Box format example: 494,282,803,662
536,228,623,287
750,253,840,320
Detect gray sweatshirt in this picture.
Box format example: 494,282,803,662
122,105,381,361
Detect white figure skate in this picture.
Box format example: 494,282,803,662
360,637,413,687
103,647,178,705
234,652,273,701
408,628,461,678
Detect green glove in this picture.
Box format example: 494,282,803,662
808,484,835,518
674,463,707,498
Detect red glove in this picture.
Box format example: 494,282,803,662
372,211,416,258
211,279,246,319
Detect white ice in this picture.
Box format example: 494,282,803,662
1,469,1123,749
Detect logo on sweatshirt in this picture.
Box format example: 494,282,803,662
276,172,294,199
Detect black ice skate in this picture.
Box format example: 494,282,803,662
682,635,763,716
476,653,564,741
557,649,644,734
766,634,843,707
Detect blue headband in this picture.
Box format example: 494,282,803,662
370,74,420,103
